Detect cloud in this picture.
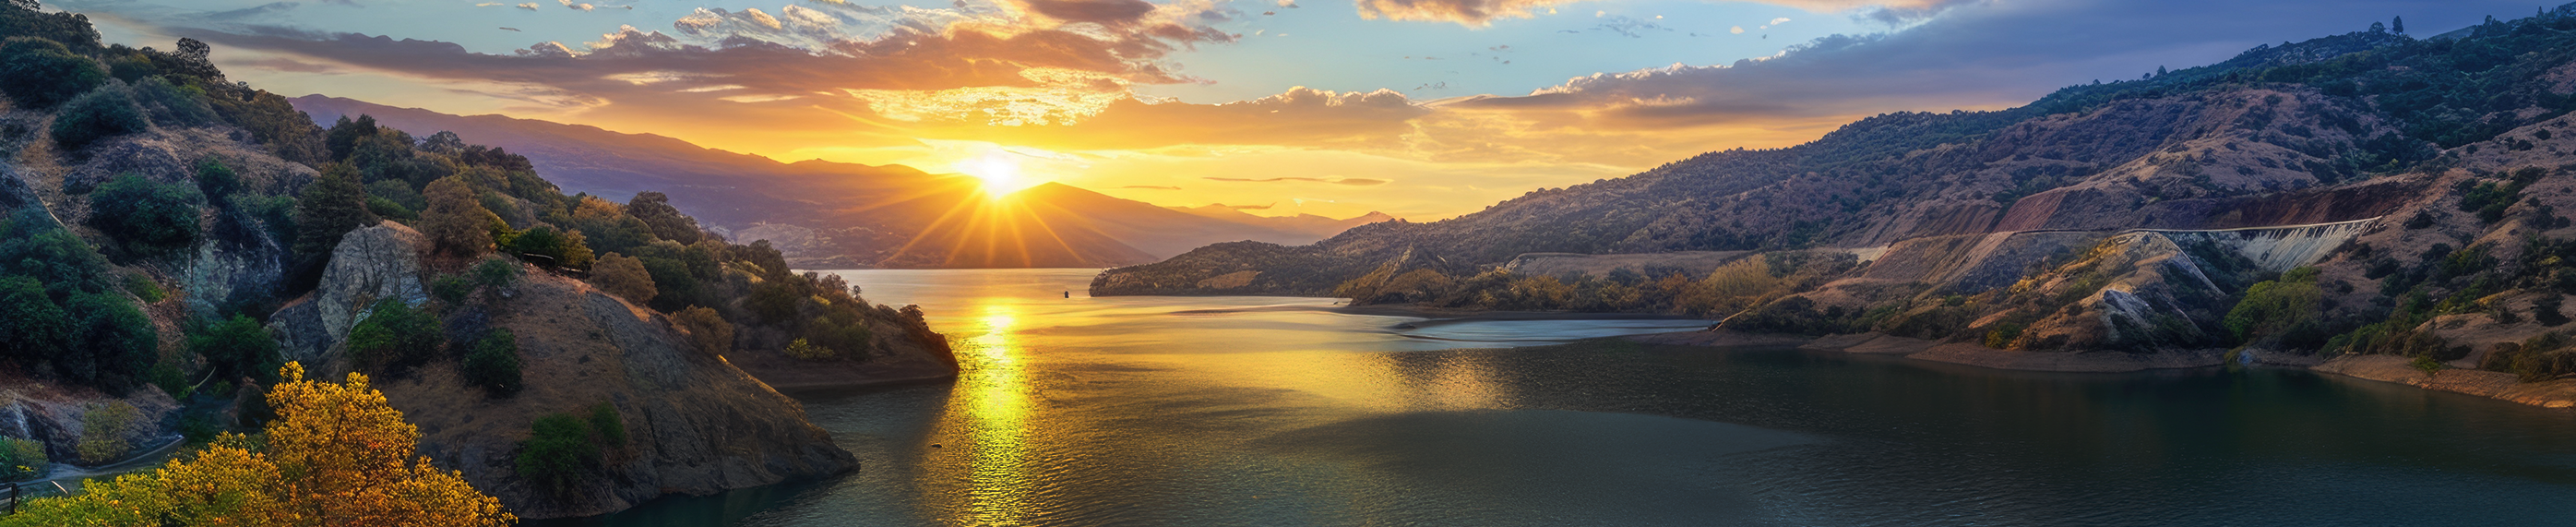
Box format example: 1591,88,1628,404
1120,186,1184,190
516,3,538,10
1204,176,1392,186
1214,203,1274,210
1020,0,1159,24
227,56,339,73
1354,0,1563,26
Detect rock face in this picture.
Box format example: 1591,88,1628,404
376,274,857,519
266,222,858,519
268,222,430,364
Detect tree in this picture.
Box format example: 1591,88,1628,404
2370,21,2386,33
590,253,655,304
626,192,700,244
421,177,498,257
2392,16,2405,34
324,114,379,162
191,314,282,384
674,306,734,354
294,162,376,258
63,292,155,393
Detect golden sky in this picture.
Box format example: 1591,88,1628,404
61,0,2536,220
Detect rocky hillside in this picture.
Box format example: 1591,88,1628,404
1099,8,2576,393
0,4,959,518
268,222,864,518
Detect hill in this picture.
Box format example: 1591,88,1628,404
1095,7,2576,400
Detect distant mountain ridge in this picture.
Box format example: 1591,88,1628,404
289,96,1395,268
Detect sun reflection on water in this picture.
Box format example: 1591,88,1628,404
926,301,1036,524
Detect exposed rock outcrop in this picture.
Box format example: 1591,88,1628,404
268,222,430,365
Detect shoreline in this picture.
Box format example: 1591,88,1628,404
1628,329,2576,409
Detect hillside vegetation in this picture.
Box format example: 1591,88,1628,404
0,1,956,519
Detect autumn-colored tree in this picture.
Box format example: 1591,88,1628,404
590,253,655,304
420,176,498,257
673,306,734,354
0,363,515,527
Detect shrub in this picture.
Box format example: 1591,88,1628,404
77,401,142,464
346,298,441,373
587,402,625,446
471,257,520,289
64,292,156,393
431,273,473,305
121,272,163,303
746,281,804,324
461,329,522,398
784,338,831,360
516,413,600,494
626,192,701,245
0,37,105,109
807,317,874,359
131,76,215,127
88,174,203,255
50,80,149,150
508,225,594,269
590,253,655,304
148,362,189,400
189,314,281,385
0,276,68,365
193,158,239,198
673,306,734,354
0,437,46,481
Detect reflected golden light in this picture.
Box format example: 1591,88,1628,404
924,301,1036,524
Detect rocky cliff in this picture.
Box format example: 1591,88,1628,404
265,222,862,519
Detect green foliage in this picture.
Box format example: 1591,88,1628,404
516,413,601,494
292,163,376,258
0,209,111,293
122,272,164,303
1726,296,1854,336
421,177,496,257
471,257,520,289
346,298,441,373
2224,267,2324,343
461,329,522,398
1983,322,2025,349
50,80,149,151
0,276,69,366
2410,354,2445,374
194,158,240,198
189,314,281,385
365,179,426,212
77,401,141,464
431,273,473,305
783,338,830,360
88,174,204,255
746,281,805,324
0,37,104,109
131,75,216,127
587,402,625,446
64,292,157,394
148,361,188,400
507,225,593,269
0,437,46,482
626,192,701,244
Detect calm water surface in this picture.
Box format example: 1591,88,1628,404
564,269,2576,526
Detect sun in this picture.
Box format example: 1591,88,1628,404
955,150,1026,196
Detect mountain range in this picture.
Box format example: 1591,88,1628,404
288,96,1394,268
1092,9,2576,389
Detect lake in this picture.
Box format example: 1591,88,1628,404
555,269,2576,526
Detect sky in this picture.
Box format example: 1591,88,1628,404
48,0,2563,220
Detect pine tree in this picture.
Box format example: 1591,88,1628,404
2392,16,2405,34
292,162,377,258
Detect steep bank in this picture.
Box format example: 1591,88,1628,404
264,222,864,519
